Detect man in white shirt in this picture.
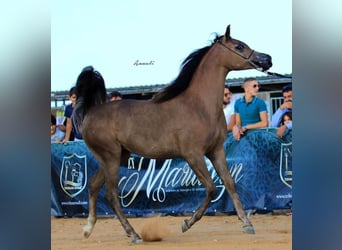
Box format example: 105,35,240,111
223,85,236,132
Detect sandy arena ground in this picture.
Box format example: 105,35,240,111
51,212,291,250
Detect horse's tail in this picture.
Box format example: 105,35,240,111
72,66,107,136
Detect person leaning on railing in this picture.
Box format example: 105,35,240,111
232,77,268,141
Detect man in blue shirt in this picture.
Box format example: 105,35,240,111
233,78,268,140
60,87,78,143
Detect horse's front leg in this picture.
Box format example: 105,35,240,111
207,148,255,234
182,156,216,233
83,168,104,238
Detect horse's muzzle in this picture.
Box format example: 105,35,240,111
252,53,272,71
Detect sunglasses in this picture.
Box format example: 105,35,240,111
253,84,260,88
224,93,232,97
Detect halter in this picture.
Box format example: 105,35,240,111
217,39,291,78
217,39,255,61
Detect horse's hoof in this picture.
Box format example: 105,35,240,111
83,225,92,238
243,224,255,234
131,237,143,244
83,230,91,238
181,219,189,233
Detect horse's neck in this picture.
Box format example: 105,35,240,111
185,45,229,115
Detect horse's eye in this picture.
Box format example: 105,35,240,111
235,44,244,51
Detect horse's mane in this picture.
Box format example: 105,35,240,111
72,66,107,135
152,34,223,103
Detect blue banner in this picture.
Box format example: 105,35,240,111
51,128,292,217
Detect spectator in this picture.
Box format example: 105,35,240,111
61,86,78,143
233,77,268,141
109,90,122,101
51,114,65,143
223,85,236,132
271,84,292,128
281,111,292,126
277,111,292,138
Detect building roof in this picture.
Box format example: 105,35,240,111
51,74,292,102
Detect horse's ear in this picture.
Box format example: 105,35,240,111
225,25,231,40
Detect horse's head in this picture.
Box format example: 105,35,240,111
217,25,272,72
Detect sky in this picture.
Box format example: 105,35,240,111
51,0,292,91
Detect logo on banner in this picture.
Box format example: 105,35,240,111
60,153,87,198
279,142,292,188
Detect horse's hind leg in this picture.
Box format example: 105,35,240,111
182,156,216,233
83,168,104,238
207,148,255,234
102,152,142,244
